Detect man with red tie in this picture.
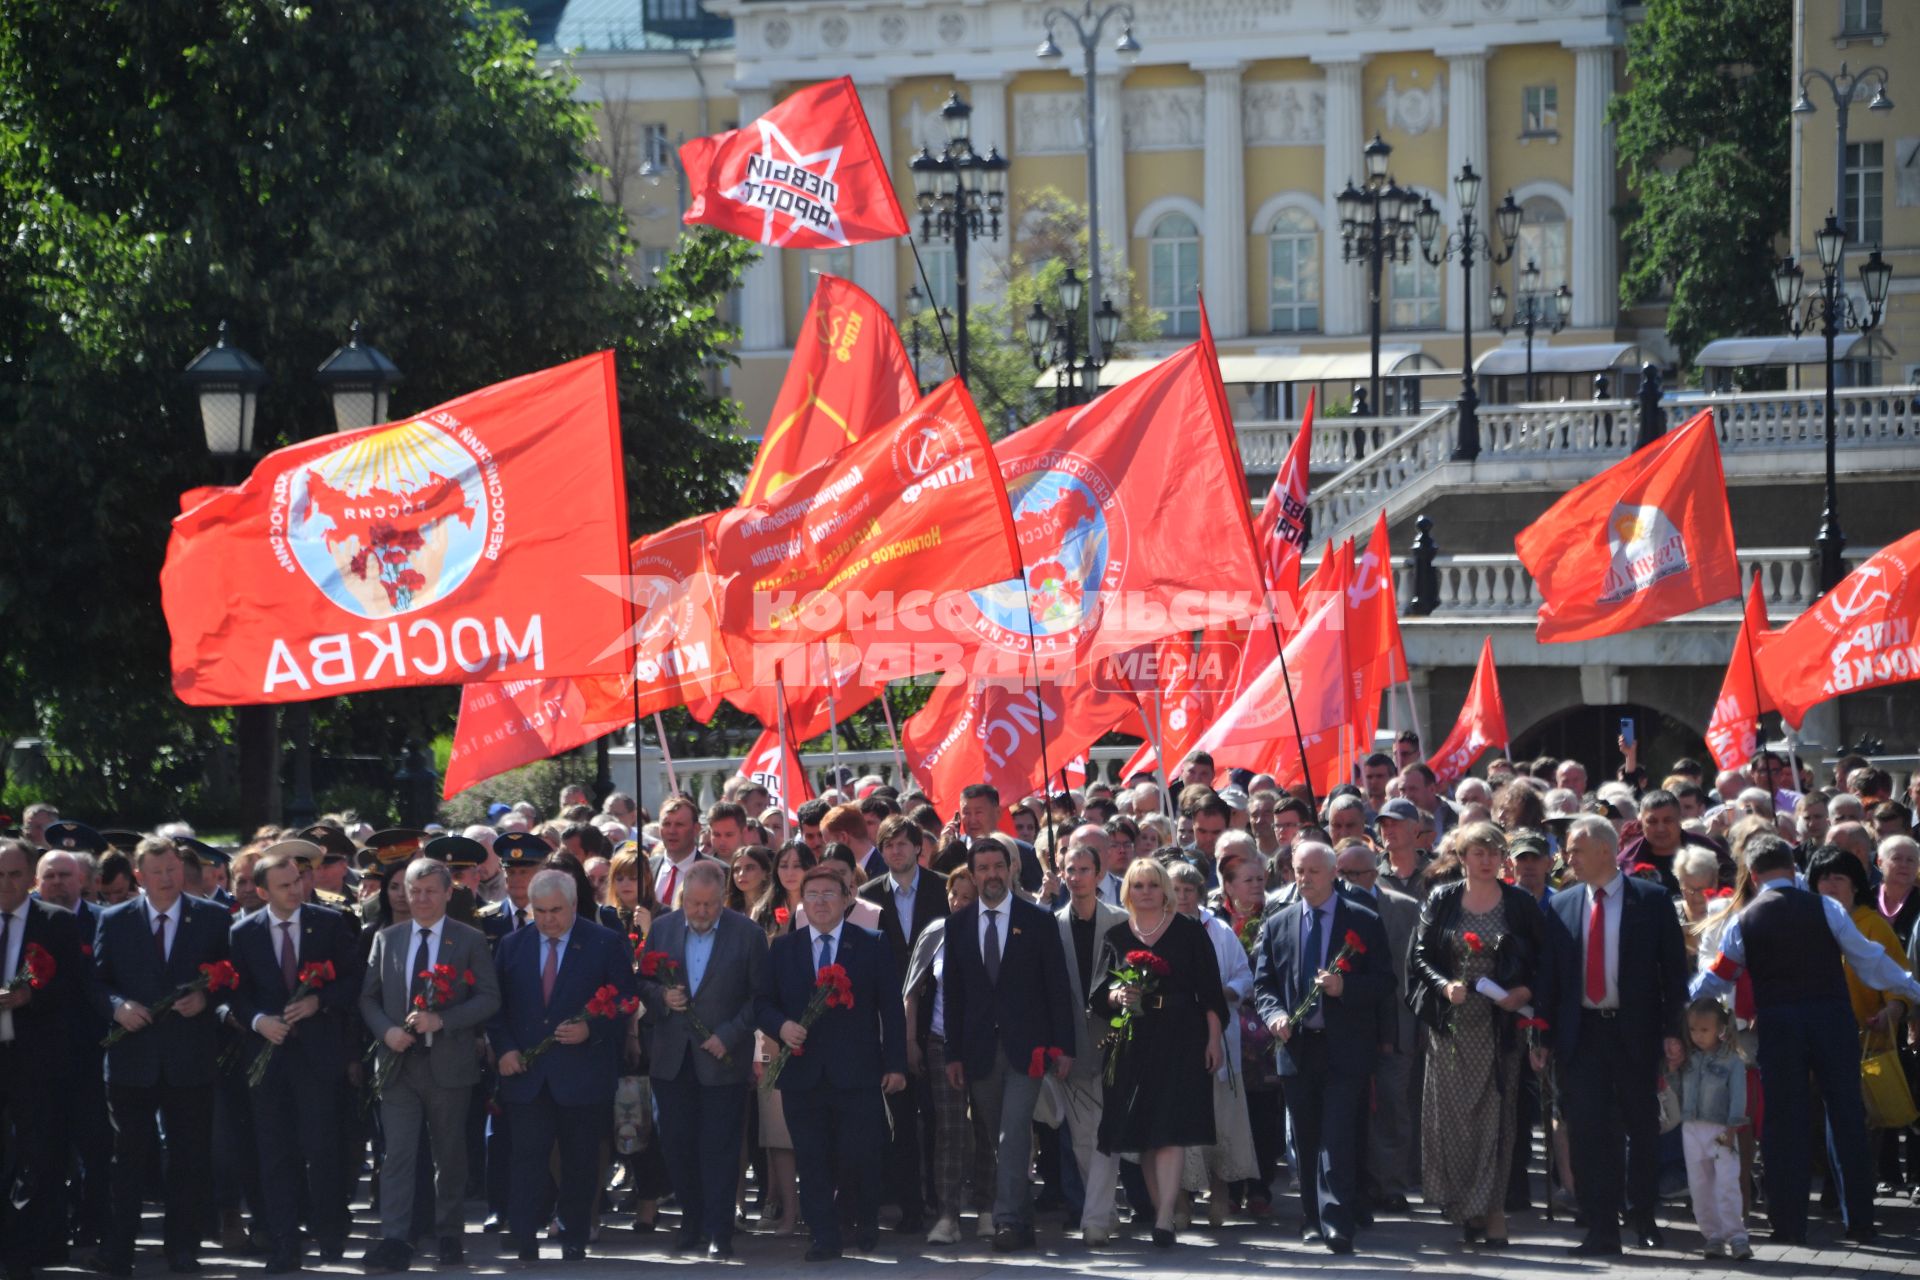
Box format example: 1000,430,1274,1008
1538,815,1689,1257
650,797,716,911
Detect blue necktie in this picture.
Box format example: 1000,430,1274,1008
816,932,834,973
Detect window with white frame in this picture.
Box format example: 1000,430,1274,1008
1388,230,1442,330
1266,208,1320,333
1844,141,1884,247
1522,85,1559,137
641,122,670,171
1842,0,1883,35
918,244,956,311
1515,196,1570,292
1148,212,1201,337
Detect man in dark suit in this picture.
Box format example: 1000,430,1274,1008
225,844,362,1272
1537,814,1688,1256
1336,841,1421,1215
488,868,636,1261
756,864,907,1261
958,785,1042,895
1,838,86,1280
858,816,947,1236
941,838,1076,1251
637,861,768,1260
1252,841,1392,1255
92,836,232,1276
358,851,501,1271
649,797,717,912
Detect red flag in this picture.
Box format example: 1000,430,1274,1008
1253,389,1314,586
1191,590,1352,782
680,77,908,250
442,678,628,800
737,722,817,818
741,274,920,506
1351,512,1408,688
1515,410,1739,642
1704,573,1778,771
162,353,631,705
902,671,1139,815
713,378,1018,643
1762,529,1920,728
1427,638,1509,788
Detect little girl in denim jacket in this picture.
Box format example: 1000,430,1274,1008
1676,996,1749,1259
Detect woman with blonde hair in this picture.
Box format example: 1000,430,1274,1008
1091,858,1227,1247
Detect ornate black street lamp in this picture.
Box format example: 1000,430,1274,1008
1025,267,1120,410
1414,162,1520,460
909,93,1008,385
1489,259,1571,402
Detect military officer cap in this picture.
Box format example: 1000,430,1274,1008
422,834,486,870
99,828,146,854
494,830,552,867
173,836,232,869
260,838,326,867
41,820,109,855
364,828,429,871
296,825,359,864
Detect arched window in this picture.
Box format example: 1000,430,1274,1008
1148,212,1201,337
1515,196,1569,292
1267,208,1321,333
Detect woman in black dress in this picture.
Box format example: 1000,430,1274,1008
1092,856,1227,1247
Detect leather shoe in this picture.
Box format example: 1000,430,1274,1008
436,1238,462,1267
166,1257,203,1275
1326,1236,1354,1255
893,1214,926,1235
1569,1237,1622,1256
317,1240,347,1263
990,1225,1035,1253
853,1231,879,1254
514,1243,539,1263
1844,1225,1879,1244
707,1241,734,1261
93,1259,132,1279
1301,1228,1325,1247
803,1245,842,1262
1633,1223,1665,1250
263,1253,301,1276
560,1245,586,1262
668,1232,702,1256
1377,1193,1410,1213
482,1214,503,1235
359,1241,411,1273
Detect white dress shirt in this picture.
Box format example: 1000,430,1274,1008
0,901,26,1042
807,921,847,969
977,899,1011,959
890,872,918,947
1579,873,1625,1010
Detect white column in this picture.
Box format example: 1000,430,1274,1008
734,85,787,351
852,80,899,310
1094,71,1129,301
1444,47,1490,332
965,75,1011,303
1316,54,1366,336
1570,42,1619,330
1200,62,1249,338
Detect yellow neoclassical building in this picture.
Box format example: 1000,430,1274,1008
541,0,1655,427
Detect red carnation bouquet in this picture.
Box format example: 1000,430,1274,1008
516,983,639,1074
248,959,337,1087
1099,949,1171,1085
368,964,479,1099
641,949,733,1066
102,959,239,1049
1027,1046,1065,1079
1285,928,1368,1030
760,963,853,1094
4,941,55,995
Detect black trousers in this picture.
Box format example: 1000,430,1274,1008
250,1056,345,1252
881,1073,927,1222
107,1081,214,1265
1280,1032,1365,1242
507,1085,609,1248
59,1051,115,1245
783,1083,886,1252
1,1044,61,1269
1563,1011,1660,1243
652,1073,748,1245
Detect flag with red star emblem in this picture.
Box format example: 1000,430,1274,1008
680,77,908,249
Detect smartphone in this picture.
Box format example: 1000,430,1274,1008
1620,717,1636,748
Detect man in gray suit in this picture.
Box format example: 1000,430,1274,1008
1053,845,1128,1244
637,861,768,1261
358,855,502,1272
1336,841,1421,1214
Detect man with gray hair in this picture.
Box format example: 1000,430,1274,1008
1693,834,1920,1244
488,866,637,1261
359,851,501,1271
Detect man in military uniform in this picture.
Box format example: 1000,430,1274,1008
300,826,374,919
174,839,236,914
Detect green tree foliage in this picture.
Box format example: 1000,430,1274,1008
1610,0,1792,367
0,0,751,820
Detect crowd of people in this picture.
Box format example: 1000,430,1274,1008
3,733,1920,1275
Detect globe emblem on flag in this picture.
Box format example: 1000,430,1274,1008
968,467,1111,645
285,420,492,619
1598,503,1689,605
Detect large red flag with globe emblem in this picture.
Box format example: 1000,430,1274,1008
442,512,741,796
680,77,908,250
1762,528,1920,728
1515,410,1739,643
162,353,632,705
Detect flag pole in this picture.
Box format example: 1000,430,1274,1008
626,593,647,821
878,681,908,786
820,642,846,795
1149,689,1176,818
1262,587,1318,819
1398,679,1425,757
905,238,960,378
774,675,797,822
651,713,682,799
1011,565,1061,858
1743,567,1772,773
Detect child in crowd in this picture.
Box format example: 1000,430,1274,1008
1675,996,1749,1259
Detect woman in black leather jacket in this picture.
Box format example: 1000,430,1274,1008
1406,821,1547,1248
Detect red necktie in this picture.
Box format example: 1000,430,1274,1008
541,938,559,1006
1585,885,1608,1005
661,864,679,909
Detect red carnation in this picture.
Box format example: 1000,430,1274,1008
774,907,791,926
1343,929,1367,955
1334,956,1353,974
463,969,477,985
1028,1047,1048,1078
1463,931,1485,954
639,950,670,979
